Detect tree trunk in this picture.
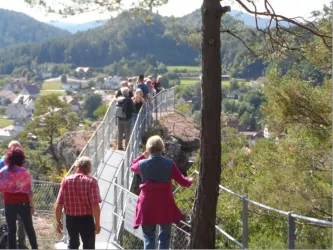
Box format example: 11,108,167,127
190,0,225,248
49,136,59,164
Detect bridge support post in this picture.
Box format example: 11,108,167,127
288,212,296,249
102,122,105,162
113,178,118,242
155,96,158,120
95,131,98,165
242,197,248,249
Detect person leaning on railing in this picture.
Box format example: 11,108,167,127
0,146,38,249
130,135,194,249
55,156,102,249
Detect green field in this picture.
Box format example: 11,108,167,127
221,81,230,86
40,90,66,96
167,66,201,71
41,82,62,90
180,79,200,85
0,119,13,128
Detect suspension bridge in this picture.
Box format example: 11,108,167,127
0,88,331,249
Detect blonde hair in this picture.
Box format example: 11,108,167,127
8,140,21,149
134,88,143,98
75,156,92,174
146,135,165,153
157,75,163,82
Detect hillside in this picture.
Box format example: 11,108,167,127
0,9,70,48
0,9,265,78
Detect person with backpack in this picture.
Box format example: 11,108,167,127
0,146,38,249
115,87,135,150
0,141,27,249
136,75,149,99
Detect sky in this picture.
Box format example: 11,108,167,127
0,0,331,23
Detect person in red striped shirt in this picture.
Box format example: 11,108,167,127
55,156,102,249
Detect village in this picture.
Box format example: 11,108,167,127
0,67,122,142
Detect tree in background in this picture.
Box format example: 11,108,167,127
25,94,72,167
60,74,67,83
23,0,332,248
83,93,103,119
93,104,108,119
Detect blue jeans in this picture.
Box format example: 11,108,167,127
142,224,172,249
4,202,38,249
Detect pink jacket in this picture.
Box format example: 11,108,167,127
130,154,192,228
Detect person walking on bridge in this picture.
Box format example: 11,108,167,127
55,156,102,249
130,135,194,249
0,140,28,249
0,146,38,249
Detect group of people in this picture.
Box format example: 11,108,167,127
115,74,164,150
0,134,193,250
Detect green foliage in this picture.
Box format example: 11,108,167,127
93,104,108,119
25,94,72,165
0,9,70,49
60,74,67,83
83,94,103,119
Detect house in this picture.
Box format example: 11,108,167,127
105,76,121,89
5,95,34,119
41,72,52,79
221,75,231,81
4,118,28,133
61,82,81,90
0,128,17,141
59,96,80,111
94,90,107,98
20,84,40,99
239,131,264,145
0,90,17,105
75,67,91,74
4,77,27,93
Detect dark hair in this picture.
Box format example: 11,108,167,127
139,75,144,81
5,146,26,167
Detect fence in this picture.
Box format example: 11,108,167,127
66,100,118,177
110,88,176,247
173,170,333,249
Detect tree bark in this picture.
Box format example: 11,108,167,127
190,0,225,248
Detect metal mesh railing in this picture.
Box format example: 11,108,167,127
173,170,333,249
0,180,62,247
66,100,118,177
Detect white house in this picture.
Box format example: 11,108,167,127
41,72,52,79
5,95,34,119
0,128,17,141
105,76,121,89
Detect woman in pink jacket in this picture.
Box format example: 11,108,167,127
130,135,194,249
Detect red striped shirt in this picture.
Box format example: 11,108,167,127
56,173,102,216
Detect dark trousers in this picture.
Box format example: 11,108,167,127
4,202,38,249
66,215,95,249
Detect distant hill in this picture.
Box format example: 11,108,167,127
47,20,108,33
0,9,70,48
0,10,265,79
